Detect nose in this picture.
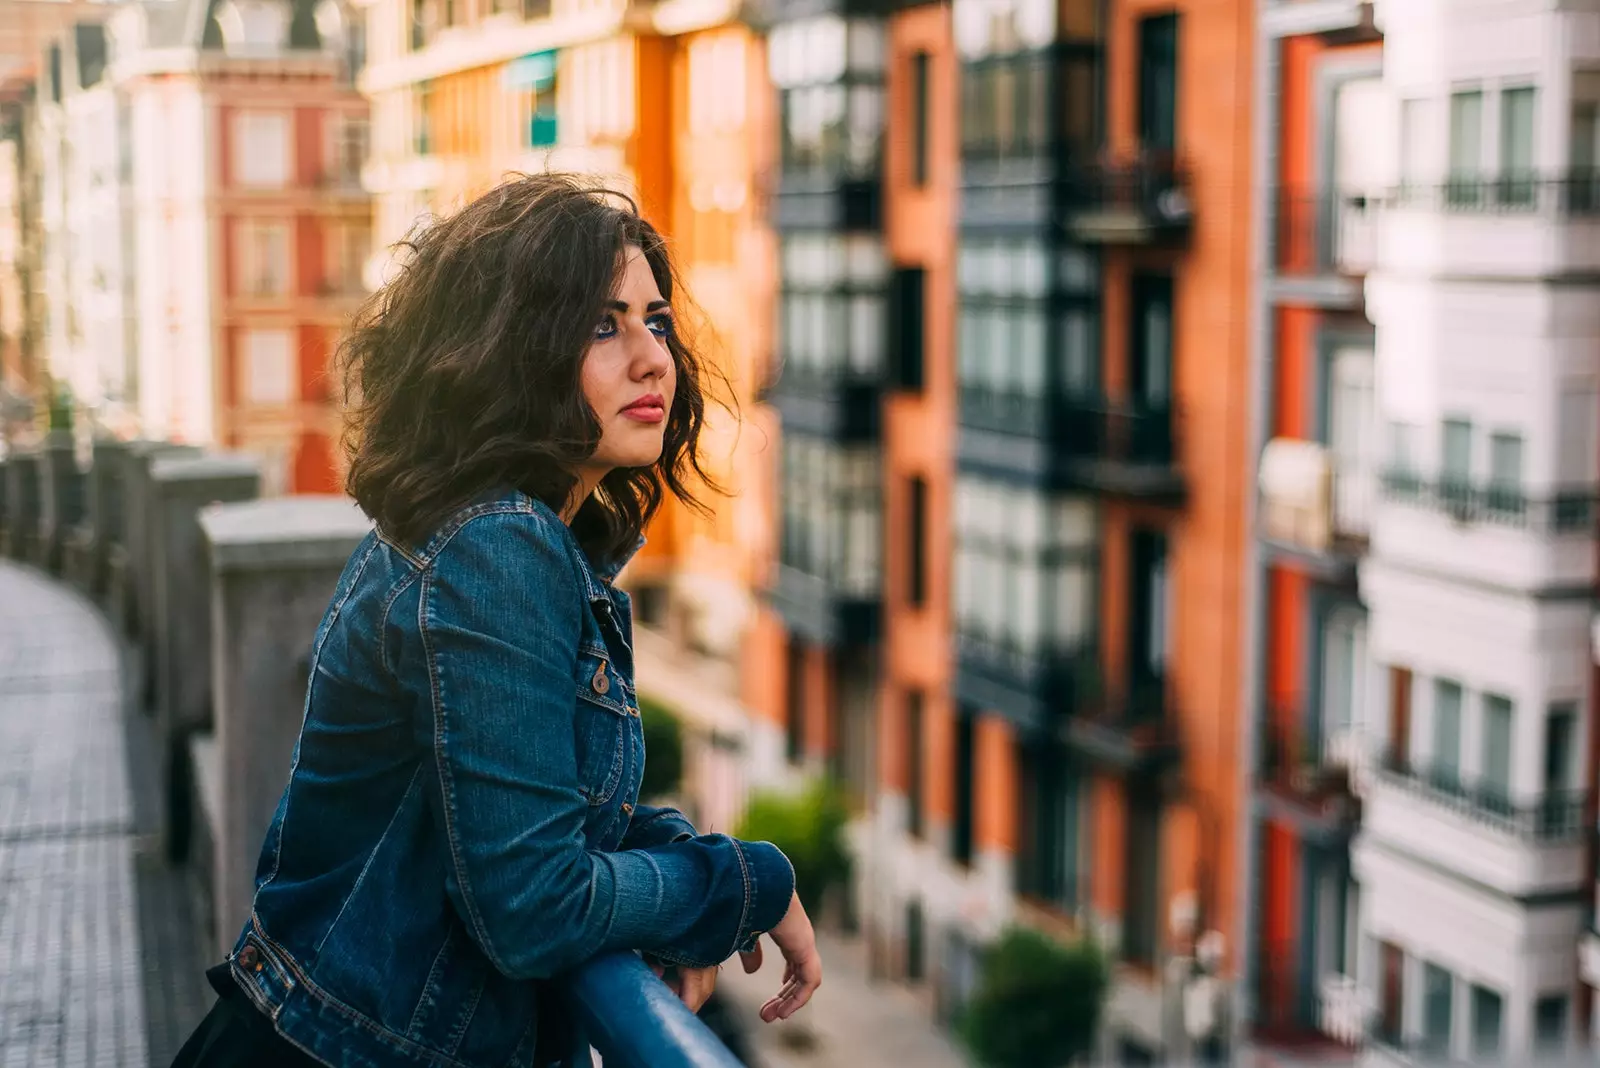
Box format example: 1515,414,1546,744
628,322,672,380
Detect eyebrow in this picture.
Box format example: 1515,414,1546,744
606,299,672,314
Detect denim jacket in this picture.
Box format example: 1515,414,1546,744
217,490,795,1068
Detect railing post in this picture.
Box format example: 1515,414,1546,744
150,453,261,863
116,440,201,643
197,496,372,959
3,443,41,561
65,435,130,597
38,429,85,577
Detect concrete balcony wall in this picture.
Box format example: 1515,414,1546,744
1368,502,1596,594
1377,208,1600,280
1359,770,1588,900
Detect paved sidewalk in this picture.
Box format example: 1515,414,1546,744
716,930,974,1068
0,563,148,1067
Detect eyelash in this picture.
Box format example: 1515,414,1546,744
596,313,674,340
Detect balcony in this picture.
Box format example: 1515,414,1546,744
765,365,881,442
1254,717,1361,845
1262,0,1379,42
954,630,1096,734
1060,673,1181,775
957,388,1183,501
1063,154,1193,246
772,437,880,646
1254,941,1365,1051
1376,172,1600,279
1259,438,1371,584
1269,188,1377,306
1361,752,1589,899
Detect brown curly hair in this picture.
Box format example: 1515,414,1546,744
338,173,721,563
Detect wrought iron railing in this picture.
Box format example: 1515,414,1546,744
1377,754,1588,842
566,951,745,1068
1066,154,1194,231
1273,188,1378,276
1391,172,1600,217
1380,472,1599,535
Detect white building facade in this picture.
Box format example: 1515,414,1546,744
1352,0,1600,1061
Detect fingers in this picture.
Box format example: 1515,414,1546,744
679,966,717,1015
740,942,763,974
759,952,822,1023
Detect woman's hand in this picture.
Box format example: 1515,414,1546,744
648,960,718,1014
737,891,822,1023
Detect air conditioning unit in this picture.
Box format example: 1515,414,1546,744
1259,438,1334,552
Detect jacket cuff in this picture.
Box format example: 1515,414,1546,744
732,840,795,956
620,805,697,851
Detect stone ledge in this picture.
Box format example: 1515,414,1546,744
200,496,373,572
150,452,261,484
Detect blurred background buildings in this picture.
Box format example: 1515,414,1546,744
2,0,1600,1065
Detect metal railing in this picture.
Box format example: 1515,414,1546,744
1066,155,1194,230
1273,189,1378,276
1380,472,1599,535
1377,754,1588,841
1062,397,1179,468
1258,717,1356,805
567,951,744,1068
1391,172,1600,217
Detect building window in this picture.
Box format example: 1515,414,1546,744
905,690,924,839
1487,431,1524,516
778,233,888,385
1127,529,1169,695
959,49,1057,163
233,111,291,188
951,708,975,867
323,113,369,188
1130,273,1174,409
1387,665,1413,771
414,82,434,156
1535,994,1569,1053
888,266,925,390
1544,703,1576,792
956,236,1059,417
243,328,295,406
1421,962,1454,1059
785,638,805,765
235,219,291,297
688,35,746,135
1017,740,1080,912
769,15,884,178
779,436,881,596
905,900,925,981
1448,89,1484,204
322,220,371,295
1479,693,1513,810
1377,942,1404,1046
906,476,927,608
521,0,551,18
1470,984,1502,1059
910,50,931,185
1499,86,1537,207
1137,13,1179,153
953,478,1097,670
1121,785,1160,965
1430,679,1463,793
507,49,559,149
409,0,427,49
1440,417,1473,492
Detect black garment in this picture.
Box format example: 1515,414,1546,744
168,966,325,1068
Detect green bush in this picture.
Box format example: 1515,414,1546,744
961,927,1108,1068
638,696,685,802
734,780,851,908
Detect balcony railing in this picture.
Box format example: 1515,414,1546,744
955,627,1096,730
1380,472,1598,535
1064,154,1193,244
1274,189,1378,276
1062,672,1180,773
567,951,744,1068
1378,754,1588,842
1060,397,1179,469
1392,172,1600,217
1258,718,1358,823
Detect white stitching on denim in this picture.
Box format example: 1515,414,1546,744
314,763,424,959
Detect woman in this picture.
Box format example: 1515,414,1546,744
172,174,821,1068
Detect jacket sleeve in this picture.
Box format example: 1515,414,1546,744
620,804,697,851
417,511,794,979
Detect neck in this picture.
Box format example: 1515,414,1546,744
562,467,607,525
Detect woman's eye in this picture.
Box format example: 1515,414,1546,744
646,314,674,338
594,315,618,339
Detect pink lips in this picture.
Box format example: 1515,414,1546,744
620,393,666,424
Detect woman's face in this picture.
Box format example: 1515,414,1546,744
580,245,677,480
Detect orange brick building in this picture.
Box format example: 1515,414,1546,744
747,0,1255,1057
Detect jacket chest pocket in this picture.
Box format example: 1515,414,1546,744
573,649,635,806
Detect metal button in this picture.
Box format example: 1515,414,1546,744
621,802,633,815
629,705,640,717
238,946,260,970
592,666,610,695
